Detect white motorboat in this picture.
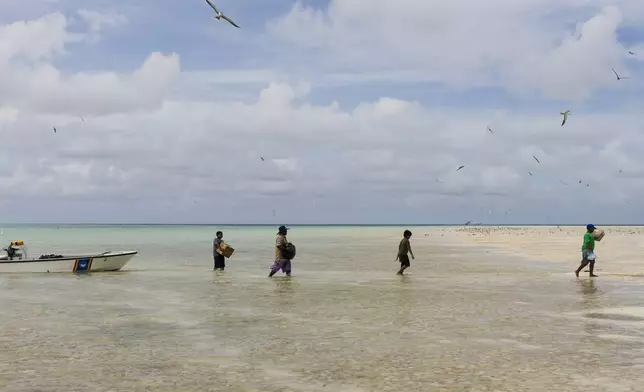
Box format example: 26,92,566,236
0,240,137,273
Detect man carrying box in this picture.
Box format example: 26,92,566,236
575,224,599,278
213,231,226,271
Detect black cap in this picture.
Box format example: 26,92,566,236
278,225,289,233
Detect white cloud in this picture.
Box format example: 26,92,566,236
0,13,72,64
267,1,640,100
0,3,642,223
15,52,180,115
0,12,179,116
76,9,128,36
272,158,299,173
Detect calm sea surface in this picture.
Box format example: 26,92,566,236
0,225,643,391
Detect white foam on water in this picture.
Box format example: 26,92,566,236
570,374,635,392
596,334,644,342
259,365,367,392
473,338,543,351
593,306,644,318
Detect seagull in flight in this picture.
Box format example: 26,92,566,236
260,157,264,161
528,172,533,176
560,110,570,126
487,126,493,135
456,165,465,171
629,51,636,55
559,179,568,186
435,179,445,184
80,116,85,123
205,0,240,28
532,155,540,164
612,68,629,80
53,127,57,133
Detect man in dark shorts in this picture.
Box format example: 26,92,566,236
213,231,225,271
396,229,415,275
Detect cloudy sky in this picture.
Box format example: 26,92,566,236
0,0,643,224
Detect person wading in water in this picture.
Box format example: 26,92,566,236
575,224,598,278
395,230,415,275
269,226,291,277
213,231,226,271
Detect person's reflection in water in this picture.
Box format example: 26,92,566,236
394,277,413,331
577,278,604,303
577,279,606,338
272,277,296,308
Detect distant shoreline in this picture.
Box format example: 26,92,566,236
0,223,643,227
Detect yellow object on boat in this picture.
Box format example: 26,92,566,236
11,240,24,246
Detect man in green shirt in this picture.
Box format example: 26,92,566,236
575,224,598,278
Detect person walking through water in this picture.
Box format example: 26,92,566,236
575,224,598,278
213,231,226,271
395,229,415,275
269,225,291,277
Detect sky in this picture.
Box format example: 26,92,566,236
1,0,644,224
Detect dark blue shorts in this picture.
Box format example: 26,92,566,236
214,254,226,269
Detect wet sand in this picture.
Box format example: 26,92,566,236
0,225,643,391
439,225,644,277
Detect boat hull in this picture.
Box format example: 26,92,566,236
0,251,137,273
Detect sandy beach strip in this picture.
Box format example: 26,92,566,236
426,226,644,276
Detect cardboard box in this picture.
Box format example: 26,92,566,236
220,242,235,258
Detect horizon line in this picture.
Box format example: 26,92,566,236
0,223,641,227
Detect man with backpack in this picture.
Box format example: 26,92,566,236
269,225,295,277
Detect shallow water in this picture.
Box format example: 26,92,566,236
0,225,643,391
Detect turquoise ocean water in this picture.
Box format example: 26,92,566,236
0,225,643,391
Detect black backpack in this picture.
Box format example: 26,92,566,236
282,243,296,260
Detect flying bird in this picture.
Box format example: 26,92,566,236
528,172,533,176
612,68,629,80
260,157,264,161
487,126,493,135
629,51,636,55
559,179,568,186
205,0,240,28
619,169,623,173
456,165,465,171
532,155,540,164
435,179,445,184
560,110,570,126
80,116,85,123
53,127,56,133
